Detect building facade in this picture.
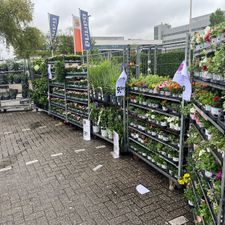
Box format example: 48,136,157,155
154,11,225,44
92,36,162,51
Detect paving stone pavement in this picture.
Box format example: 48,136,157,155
0,111,194,225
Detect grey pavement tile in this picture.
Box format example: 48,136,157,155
0,111,194,225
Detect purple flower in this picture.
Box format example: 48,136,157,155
216,170,222,180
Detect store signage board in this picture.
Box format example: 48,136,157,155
83,119,91,141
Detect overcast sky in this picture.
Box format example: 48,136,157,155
31,0,225,39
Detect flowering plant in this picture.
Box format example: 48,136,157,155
178,173,190,185
211,96,223,108
203,26,212,42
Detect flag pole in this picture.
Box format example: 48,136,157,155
188,0,192,66
48,13,54,57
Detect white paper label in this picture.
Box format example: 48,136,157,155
83,119,91,141
112,131,119,158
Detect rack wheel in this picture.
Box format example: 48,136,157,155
169,179,175,191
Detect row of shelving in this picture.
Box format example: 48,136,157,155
48,56,88,128
128,88,187,183
47,57,118,146
188,27,225,224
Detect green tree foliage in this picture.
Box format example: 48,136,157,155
210,8,225,26
0,0,33,46
53,34,74,55
14,27,45,58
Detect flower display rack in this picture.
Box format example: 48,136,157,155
187,23,225,225
47,55,88,129
128,86,188,185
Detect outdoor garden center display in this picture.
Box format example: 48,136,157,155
48,55,88,128
184,22,225,225
128,74,188,183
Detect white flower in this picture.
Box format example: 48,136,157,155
190,108,196,114
199,149,206,157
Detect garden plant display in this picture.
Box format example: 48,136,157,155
47,55,88,127
184,21,225,225
128,74,186,182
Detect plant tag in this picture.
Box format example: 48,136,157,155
168,216,189,225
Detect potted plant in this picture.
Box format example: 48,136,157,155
184,185,195,207
107,108,114,140
54,61,65,83
161,100,169,112
90,104,100,133
210,95,223,116
195,148,219,178
99,108,108,137
171,151,179,162
161,160,168,170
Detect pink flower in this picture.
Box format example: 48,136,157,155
216,170,222,180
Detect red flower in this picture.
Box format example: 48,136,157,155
202,65,208,71
213,96,220,101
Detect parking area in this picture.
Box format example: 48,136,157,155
0,111,193,225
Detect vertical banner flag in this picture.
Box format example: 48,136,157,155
116,68,127,96
80,9,91,51
173,60,192,101
72,15,83,53
49,13,59,41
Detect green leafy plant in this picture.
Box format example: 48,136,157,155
31,77,48,108
54,61,65,82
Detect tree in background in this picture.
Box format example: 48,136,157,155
53,34,74,55
0,0,33,46
14,27,45,59
210,8,225,26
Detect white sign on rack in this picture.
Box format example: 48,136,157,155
111,131,120,158
83,119,91,141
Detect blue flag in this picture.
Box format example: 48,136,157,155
116,69,127,97
80,9,91,51
173,60,192,101
49,13,59,41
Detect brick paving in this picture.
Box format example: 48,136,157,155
0,111,194,225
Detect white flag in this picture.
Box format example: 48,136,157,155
48,64,52,80
173,60,192,101
116,69,127,97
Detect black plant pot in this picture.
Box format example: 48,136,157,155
110,95,117,105
102,95,110,103
117,97,123,106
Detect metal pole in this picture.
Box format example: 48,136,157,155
48,13,54,57
124,45,131,153
217,154,225,225
153,46,157,74
86,51,90,117
147,48,151,75
136,47,141,78
188,0,192,66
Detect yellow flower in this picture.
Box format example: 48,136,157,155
183,173,190,179
178,179,185,185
